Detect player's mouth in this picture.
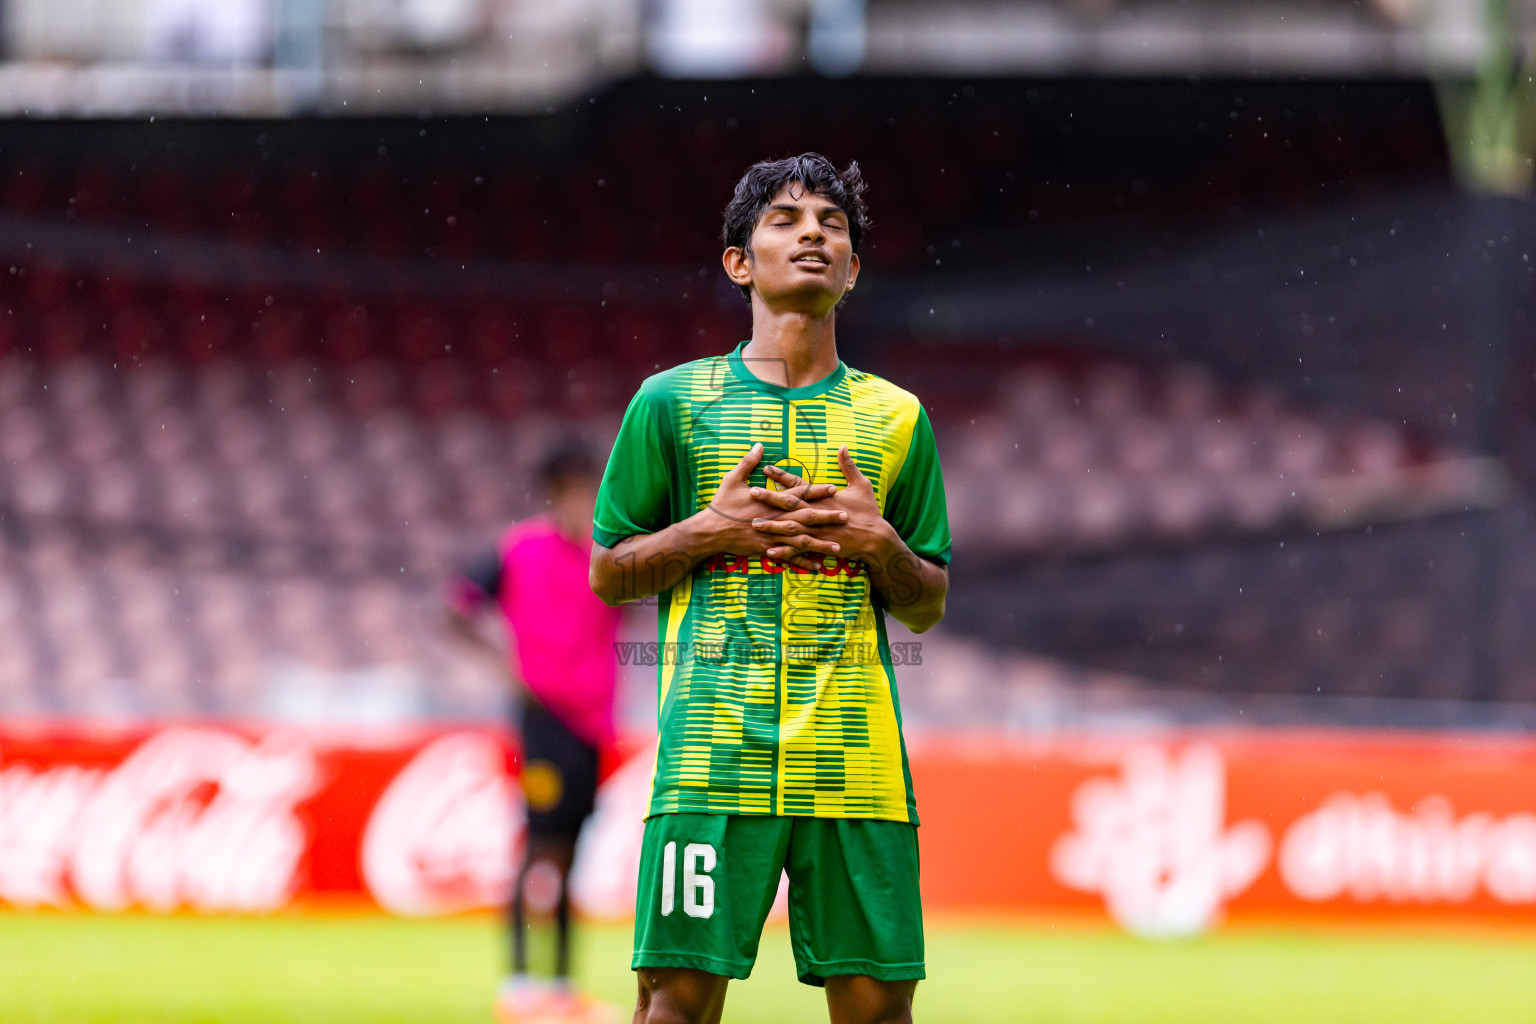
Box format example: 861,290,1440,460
790,248,831,269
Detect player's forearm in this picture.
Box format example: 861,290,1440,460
589,515,713,606
865,534,948,634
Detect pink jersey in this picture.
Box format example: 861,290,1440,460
449,517,621,747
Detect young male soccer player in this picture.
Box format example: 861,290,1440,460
446,441,621,1024
589,154,951,1024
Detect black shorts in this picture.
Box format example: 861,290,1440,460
518,699,599,840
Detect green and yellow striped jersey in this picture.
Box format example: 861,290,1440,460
593,341,951,824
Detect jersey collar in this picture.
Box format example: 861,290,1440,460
726,340,847,400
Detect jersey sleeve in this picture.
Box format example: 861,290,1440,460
593,386,674,548
446,548,503,614
883,405,952,566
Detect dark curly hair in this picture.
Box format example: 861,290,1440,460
721,153,869,301
537,438,597,490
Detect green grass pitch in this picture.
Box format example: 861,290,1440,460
1,912,1534,1023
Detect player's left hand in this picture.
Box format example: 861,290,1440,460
747,470,847,569
756,446,897,568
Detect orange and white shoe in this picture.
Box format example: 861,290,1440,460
495,980,620,1024
545,990,621,1024
494,978,556,1024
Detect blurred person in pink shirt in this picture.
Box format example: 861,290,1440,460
445,439,622,1023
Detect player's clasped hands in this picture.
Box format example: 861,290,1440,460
705,443,844,568
705,442,891,572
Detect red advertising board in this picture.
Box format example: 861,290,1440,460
0,724,528,916
3,723,1535,934
913,731,1536,933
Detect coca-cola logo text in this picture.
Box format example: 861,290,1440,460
0,729,317,912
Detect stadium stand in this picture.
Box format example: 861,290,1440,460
0,276,1495,721
2,79,1523,724
0,79,1448,274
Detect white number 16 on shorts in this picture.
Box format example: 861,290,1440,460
660,841,716,919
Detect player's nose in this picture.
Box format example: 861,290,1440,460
798,217,825,244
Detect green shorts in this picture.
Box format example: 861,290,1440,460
632,813,924,987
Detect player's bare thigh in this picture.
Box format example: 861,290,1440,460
633,967,729,1024
633,969,916,1024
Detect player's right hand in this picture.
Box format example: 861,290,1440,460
752,467,840,511
699,444,843,563
751,461,851,569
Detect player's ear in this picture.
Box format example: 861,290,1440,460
722,246,753,289
844,252,860,293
